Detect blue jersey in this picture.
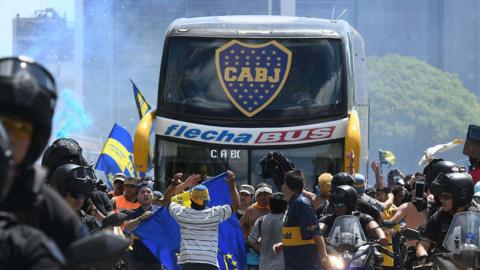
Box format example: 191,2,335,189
282,193,322,270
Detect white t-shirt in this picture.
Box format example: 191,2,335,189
168,202,232,267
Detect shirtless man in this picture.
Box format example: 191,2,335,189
385,176,427,245
240,183,272,270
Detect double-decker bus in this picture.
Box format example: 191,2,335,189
134,16,368,191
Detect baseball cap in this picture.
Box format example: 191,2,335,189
239,184,254,195
354,174,366,194
191,185,210,206
137,180,154,191
393,176,405,186
113,173,126,183
255,186,272,197
124,177,138,187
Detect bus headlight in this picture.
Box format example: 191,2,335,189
328,255,344,270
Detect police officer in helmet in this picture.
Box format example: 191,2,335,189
423,159,461,217
319,185,387,246
416,172,476,262
50,164,100,232
320,172,355,216
0,56,88,252
0,123,65,269
322,173,384,223
42,138,114,218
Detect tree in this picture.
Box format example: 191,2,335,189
368,54,480,172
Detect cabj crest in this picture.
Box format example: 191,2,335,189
215,40,292,117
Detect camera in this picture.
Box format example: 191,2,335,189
259,151,294,191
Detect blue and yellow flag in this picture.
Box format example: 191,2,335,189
130,79,151,120
95,123,135,187
379,149,396,166
134,172,247,270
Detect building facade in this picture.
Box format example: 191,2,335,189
13,8,75,92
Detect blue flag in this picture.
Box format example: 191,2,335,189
95,123,136,188
134,172,247,270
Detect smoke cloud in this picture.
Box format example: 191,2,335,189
52,88,93,139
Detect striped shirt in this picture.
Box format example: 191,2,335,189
168,202,232,267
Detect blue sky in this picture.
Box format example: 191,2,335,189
0,0,74,57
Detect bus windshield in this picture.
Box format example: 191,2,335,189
156,139,343,191
159,37,346,123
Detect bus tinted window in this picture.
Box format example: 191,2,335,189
251,142,343,191
156,139,343,191
160,37,346,122
157,140,249,186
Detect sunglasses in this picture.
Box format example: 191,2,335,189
0,117,33,139
68,191,86,199
0,57,56,94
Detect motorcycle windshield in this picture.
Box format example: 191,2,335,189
443,211,480,253
326,215,367,249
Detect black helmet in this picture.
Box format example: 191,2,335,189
0,56,57,166
50,164,96,196
423,159,460,191
332,185,357,212
331,172,354,192
431,172,473,209
0,123,14,202
365,185,376,198
42,138,88,179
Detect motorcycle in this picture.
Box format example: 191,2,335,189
403,211,480,270
325,215,400,270
68,212,131,270
65,230,129,270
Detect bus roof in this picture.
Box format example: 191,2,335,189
166,16,355,39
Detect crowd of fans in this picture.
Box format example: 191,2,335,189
2,56,480,270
